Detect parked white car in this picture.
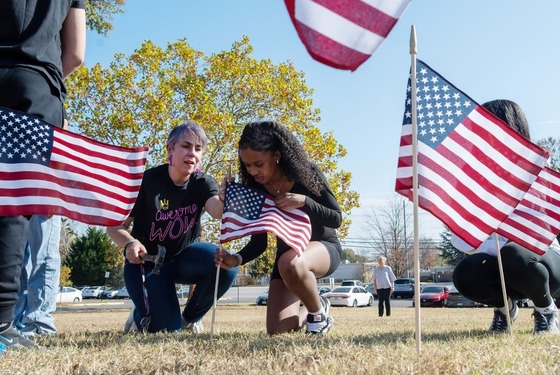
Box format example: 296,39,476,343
325,286,373,307
82,286,105,299
56,287,82,303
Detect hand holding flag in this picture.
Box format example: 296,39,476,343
220,182,312,256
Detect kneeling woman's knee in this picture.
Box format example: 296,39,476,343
278,257,304,281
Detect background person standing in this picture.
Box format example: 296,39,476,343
373,256,396,317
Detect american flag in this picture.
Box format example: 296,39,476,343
0,107,148,226
220,183,312,256
285,0,411,71
496,166,560,255
395,60,550,249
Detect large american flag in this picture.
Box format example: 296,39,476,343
395,60,550,249
0,107,148,226
220,183,312,256
496,166,560,255
285,0,411,71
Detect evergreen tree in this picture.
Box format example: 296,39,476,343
437,227,467,267
64,227,123,286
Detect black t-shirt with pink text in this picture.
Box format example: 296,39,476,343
130,164,219,260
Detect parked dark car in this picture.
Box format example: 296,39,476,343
444,287,483,308
256,290,268,306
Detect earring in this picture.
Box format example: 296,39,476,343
169,155,173,166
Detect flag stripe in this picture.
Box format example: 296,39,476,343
297,0,395,52
285,0,410,70
0,164,141,203
497,167,560,254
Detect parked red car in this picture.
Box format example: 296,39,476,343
412,285,450,307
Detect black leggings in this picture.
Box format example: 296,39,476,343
453,243,560,308
377,288,392,316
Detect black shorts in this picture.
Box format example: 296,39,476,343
270,240,342,280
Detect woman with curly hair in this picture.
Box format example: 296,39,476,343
216,121,342,335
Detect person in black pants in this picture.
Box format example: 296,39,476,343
452,99,560,335
373,256,396,317
0,1,86,352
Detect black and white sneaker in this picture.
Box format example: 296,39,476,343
305,313,334,335
488,303,518,334
0,323,35,353
533,309,559,335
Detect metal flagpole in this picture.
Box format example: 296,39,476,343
409,25,422,355
494,233,514,336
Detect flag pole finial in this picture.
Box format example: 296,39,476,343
409,25,417,55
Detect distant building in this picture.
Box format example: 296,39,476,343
318,262,365,284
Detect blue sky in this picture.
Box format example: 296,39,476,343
85,1,560,244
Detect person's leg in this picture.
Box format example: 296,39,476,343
19,215,61,335
276,242,331,317
377,289,386,317
266,278,304,334
14,241,31,329
0,216,30,326
274,241,338,334
502,243,560,334
453,253,506,306
385,289,391,316
501,243,555,307
123,260,180,333
174,242,238,324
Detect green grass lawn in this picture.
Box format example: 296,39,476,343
2,305,560,374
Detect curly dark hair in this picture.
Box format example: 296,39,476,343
238,121,323,196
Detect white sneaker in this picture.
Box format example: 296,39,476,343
182,319,204,335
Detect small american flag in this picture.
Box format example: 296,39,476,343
395,60,550,249
220,183,312,256
496,166,560,255
0,107,148,226
285,0,411,71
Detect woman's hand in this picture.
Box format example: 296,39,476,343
218,175,235,203
215,246,240,269
125,240,148,264
274,192,305,210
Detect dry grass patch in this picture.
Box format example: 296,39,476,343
2,305,560,374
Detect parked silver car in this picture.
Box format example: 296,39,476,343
393,278,415,298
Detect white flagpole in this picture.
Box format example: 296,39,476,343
210,262,221,339
494,233,513,336
210,166,233,339
409,25,422,355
